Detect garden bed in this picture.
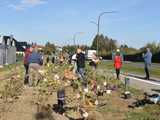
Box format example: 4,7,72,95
0,63,159,120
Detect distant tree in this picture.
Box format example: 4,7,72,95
91,34,99,50
140,42,160,54
91,34,117,56
109,39,117,52
120,44,139,55
62,45,77,54
63,45,90,54
43,42,56,55
120,44,128,48
80,45,90,51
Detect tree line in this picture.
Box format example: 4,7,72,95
42,34,160,62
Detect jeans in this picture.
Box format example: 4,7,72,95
77,68,87,87
24,64,29,84
72,61,77,74
144,63,151,79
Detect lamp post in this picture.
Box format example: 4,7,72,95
90,21,98,27
91,11,116,56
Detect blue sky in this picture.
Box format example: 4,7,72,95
0,0,159,48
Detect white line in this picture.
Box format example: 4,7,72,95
123,75,160,86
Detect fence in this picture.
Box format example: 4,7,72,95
102,52,160,63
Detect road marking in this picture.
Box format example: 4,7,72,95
122,75,160,86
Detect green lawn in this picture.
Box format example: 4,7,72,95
0,64,16,78
0,62,23,80
99,61,160,79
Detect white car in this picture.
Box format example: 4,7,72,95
85,50,97,60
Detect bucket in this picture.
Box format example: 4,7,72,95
124,91,131,99
57,89,65,106
106,90,111,94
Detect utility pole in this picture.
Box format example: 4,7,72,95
90,11,116,56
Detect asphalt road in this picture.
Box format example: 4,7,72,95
102,60,160,79
121,75,160,95
125,61,160,69
103,60,160,69
97,68,160,95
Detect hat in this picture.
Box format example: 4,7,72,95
116,49,120,52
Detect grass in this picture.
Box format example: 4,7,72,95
97,61,160,120
99,61,160,79
0,62,24,93
125,104,160,120
0,61,159,120
0,62,22,72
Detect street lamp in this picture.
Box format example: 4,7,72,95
90,21,98,27
91,11,116,56
73,32,85,46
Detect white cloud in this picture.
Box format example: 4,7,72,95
9,0,47,10
21,0,46,6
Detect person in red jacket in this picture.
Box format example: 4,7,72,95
24,46,32,84
114,49,122,80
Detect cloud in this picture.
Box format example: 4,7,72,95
9,0,47,10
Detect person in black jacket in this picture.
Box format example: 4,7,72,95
76,48,86,87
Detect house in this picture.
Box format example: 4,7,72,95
2,36,29,55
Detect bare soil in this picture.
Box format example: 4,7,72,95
0,64,159,120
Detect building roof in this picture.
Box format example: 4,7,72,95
3,36,29,52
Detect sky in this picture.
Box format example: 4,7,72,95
0,0,159,48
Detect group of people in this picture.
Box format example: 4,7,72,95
113,48,152,80
23,46,152,88
23,45,43,86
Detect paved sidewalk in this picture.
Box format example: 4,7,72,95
121,74,160,95
96,68,160,95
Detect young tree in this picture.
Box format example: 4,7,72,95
43,42,56,55
91,34,118,56
140,42,160,54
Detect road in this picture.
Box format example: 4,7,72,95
124,61,160,69
121,75,160,95
103,60,160,69
102,60,160,79
97,68,160,95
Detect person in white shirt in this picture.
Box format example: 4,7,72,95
71,53,77,74
90,52,99,70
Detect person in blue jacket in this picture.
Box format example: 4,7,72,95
28,46,43,86
28,48,43,65
143,48,152,80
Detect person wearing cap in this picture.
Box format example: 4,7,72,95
143,48,152,80
114,49,122,80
